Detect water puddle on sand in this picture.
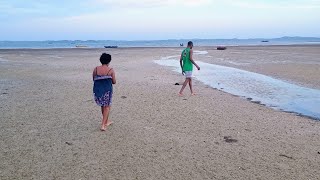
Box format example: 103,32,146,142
154,59,320,120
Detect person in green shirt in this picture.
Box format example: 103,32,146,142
179,41,200,96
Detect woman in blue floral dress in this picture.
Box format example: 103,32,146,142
93,53,116,131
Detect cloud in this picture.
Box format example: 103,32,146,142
1,0,319,40
0,1,90,17
92,0,320,9
93,0,165,8
93,0,212,8
0,1,55,16
227,0,320,9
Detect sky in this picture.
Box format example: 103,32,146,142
0,0,320,40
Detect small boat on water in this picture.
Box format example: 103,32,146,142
217,46,227,50
261,40,269,42
104,46,118,48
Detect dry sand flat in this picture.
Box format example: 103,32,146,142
0,46,320,179
200,45,320,89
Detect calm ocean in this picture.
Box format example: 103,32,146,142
1,37,320,49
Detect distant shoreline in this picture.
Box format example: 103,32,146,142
1,36,320,42
1,43,320,50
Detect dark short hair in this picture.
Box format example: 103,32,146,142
187,41,193,46
100,53,111,65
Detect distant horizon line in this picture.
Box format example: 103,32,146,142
1,36,320,42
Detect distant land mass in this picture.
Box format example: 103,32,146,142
271,36,320,41
1,36,320,42
188,36,320,42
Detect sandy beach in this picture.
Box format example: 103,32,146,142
1,45,320,179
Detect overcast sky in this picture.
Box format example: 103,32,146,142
0,0,319,40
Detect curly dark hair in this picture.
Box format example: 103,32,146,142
100,53,111,65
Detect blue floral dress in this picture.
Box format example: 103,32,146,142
93,73,113,107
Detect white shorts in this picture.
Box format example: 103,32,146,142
184,71,193,78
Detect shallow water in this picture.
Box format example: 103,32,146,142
0,57,9,64
154,59,320,120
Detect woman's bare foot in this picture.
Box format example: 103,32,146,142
178,93,183,96
100,126,106,131
106,121,113,127
100,122,113,131
191,93,196,96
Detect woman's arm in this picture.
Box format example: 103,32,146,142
92,67,97,81
111,69,116,84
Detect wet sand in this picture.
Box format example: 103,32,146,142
1,46,320,179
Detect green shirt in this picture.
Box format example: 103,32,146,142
181,48,193,71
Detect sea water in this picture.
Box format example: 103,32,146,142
154,56,320,120
1,37,320,49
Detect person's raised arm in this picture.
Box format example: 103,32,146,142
189,49,200,70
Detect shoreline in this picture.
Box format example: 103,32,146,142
155,59,320,121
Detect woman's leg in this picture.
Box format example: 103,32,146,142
105,106,113,126
100,106,112,131
100,106,104,130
